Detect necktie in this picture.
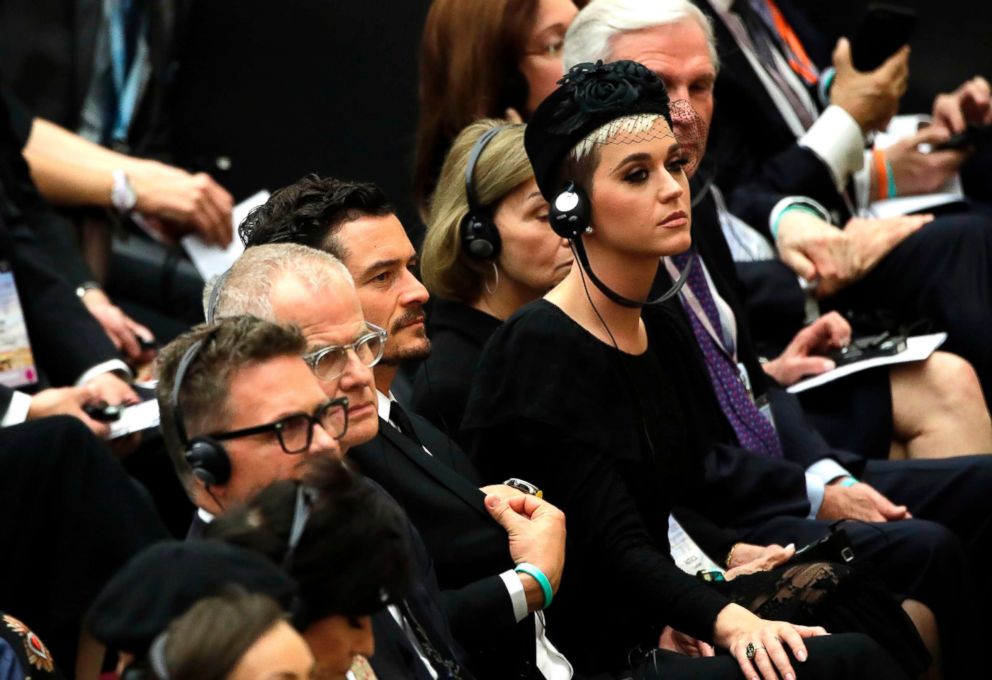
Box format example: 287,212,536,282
731,0,817,129
389,400,424,448
671,251,783,457
399,599,471,680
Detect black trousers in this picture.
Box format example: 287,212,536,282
828,211,992,402
742,454,992,679
632,634,907,679
0,417,168,675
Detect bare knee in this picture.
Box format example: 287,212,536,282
923,352,988,416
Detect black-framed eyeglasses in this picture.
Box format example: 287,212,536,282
209,397,350,454
303,322,387,382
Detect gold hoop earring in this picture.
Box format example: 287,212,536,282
484,262,500,296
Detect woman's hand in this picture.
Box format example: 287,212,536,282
715,604,828,680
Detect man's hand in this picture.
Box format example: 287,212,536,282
777,210,931,297
885,126,968,196
659,626,716,657
85,372,139,407
479,483,527,501
725,543,796,580
485,493,566,612
775,209,848,282
817,481,911,522
80,288,156,365
27,386,110,437
932,76,992,134
762,312,851,386
831,38,909,133
129,160,234,247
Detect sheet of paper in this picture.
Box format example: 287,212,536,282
181,189,270,280
109,399,161,439
788,333,947,394
668,515,724,576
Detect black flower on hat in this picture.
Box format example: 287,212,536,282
549,61,666,134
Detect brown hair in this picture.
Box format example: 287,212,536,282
160,588,285,680
154,316,307,490
414,0,538,209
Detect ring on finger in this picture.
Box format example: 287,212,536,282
745,642,766,661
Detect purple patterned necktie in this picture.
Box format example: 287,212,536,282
671,251,783,457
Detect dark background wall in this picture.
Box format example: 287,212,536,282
171,0,433,232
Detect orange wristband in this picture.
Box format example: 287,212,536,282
873,148,888,201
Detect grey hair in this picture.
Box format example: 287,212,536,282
209,243,354,321
563,0,719,72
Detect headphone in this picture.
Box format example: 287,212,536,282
549,181,694,308
170,330,232,488
460,126,506,260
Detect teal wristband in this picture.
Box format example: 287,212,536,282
515,562,553,609
885,160,897,198
818,69,836,106
771,204,821,240
840,476,859,487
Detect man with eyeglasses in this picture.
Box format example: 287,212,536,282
155,315,475,679
155,315,347,517
212,235,569,680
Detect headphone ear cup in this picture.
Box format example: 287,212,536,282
460,213,502,260
184,436,231,487
549,183,591,239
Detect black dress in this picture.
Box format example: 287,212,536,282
461,300,926,676
412,298,502,437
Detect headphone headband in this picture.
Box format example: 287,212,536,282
170,336,210,448
169,327,232,488
463,126,505,216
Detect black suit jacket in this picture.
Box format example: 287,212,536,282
692,0,849,230
0,107,120,418
349,416,542,680
678,179,866,475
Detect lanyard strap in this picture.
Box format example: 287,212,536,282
663,255,739,363
108,0,148,142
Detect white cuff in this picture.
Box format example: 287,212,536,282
76,360,133,387
852,151,873,215
805,473,826,519
770,196,833,240
798,105,866,192
807,458,853,485
1,391,33,427
500,569,529,623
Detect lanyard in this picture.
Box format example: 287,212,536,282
108,0,148,143
663,256,739,363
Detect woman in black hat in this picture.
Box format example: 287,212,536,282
460,60,926,679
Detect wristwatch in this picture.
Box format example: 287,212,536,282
75,281,102,300
111,169,137,214
503,478,543,498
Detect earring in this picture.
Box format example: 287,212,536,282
484,262,500,296
584,225,594,234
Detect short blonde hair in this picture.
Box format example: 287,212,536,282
421,119,533,303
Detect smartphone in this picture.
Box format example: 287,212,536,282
849,3,917,72
932,125,992,152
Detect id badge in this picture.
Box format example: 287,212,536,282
756,395,778,433
0,261,37,388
